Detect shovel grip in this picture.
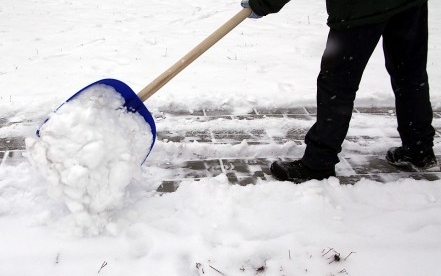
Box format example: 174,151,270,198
138,8,252,101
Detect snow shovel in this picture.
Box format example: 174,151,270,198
38,8,252,160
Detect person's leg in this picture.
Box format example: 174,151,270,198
271,23,386,182
383,3,435,155
301,24,384,170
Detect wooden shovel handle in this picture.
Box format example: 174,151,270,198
138,8,252,101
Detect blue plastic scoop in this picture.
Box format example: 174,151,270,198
39,8,251,161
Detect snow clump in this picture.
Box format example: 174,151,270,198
26,84,153,235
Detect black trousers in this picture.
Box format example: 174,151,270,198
302,3,435,170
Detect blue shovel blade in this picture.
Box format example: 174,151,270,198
37,78,156,163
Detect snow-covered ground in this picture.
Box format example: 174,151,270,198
1,0,441,275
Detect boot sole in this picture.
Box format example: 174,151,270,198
386,158,438,171
270,169,335,183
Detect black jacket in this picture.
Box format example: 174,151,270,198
249,0,428,29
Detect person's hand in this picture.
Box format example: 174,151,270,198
240,0,262,19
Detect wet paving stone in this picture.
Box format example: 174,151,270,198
212,130,252,141
183,131,213,143
0,117,8,126
346,155,406,174
159,159,223,179
355,107,395,114
212,130,271,144
157,181,180,193
338,174,384,185
256,107,308,115
204,109,237,116
156,131,185,143
286,114,315,120
345,135,396,142
286,128,308,140
2,106,441,193
223,158,272,185
233,114,283,120
223,158,269,175
157,130,213,143
182,160,223,178
0,137,26,151
158,109,205,117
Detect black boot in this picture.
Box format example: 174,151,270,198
270,160,336,183
386,146,437,170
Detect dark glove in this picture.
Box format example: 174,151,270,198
240,0,262,19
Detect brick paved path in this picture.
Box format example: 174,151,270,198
1,107,441,192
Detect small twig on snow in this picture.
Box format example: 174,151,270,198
344,252,356,261
322,247,335,257
196,263,205,274
98,261,107,273
209,265,225,275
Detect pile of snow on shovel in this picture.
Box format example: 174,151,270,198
26,85,153,235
